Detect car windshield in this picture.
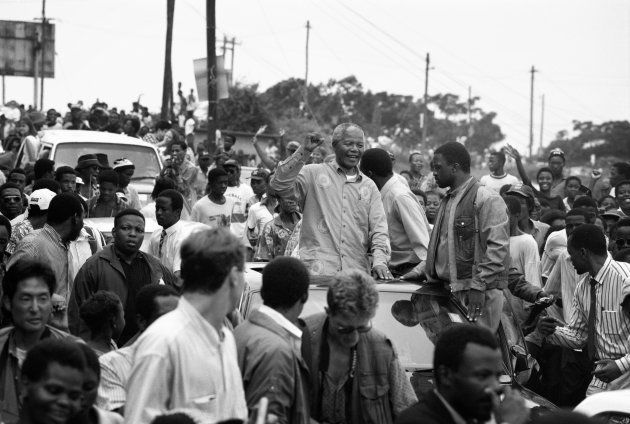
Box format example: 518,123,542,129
54,142,161,179
246,286,467,371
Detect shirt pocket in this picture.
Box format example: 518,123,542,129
359,373,392,424
601,310,622,335
454,215,475,241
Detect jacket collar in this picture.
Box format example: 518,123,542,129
252,306,302,339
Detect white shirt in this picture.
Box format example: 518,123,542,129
479,173,520,193
541,229,568,279
257,305,302,340
144,220,209,273
190,196,235,229
246,201,274,239
97,345,135,411
184,118,196,136
225,184,255,240
544,249,585,323
125,297,247,424
508,234,542,323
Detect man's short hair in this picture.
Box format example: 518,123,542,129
615,180,630,195
565,175,582,187
150,177,176,200
155,120,172,131
180,228,245,294
32,179,61,194
331,123,364,147
135,284,179,324
8,169,25,179
0,182,22,195
261,257,309,310
157,189,184,212
434,141,471,173
433,324,498,386
79,291,121,334
326,270,379,318
3,259,55,302
503,195,521,216
47,193,82,225
359,148,392,178
0,215,11,238
568,224,607,256
33,159,55,179
98,170,119,186
540,209,566,226
490,150,506,165
536,167,553,179
22,339,86,383
207,167,228,184
171,140,187,151
114,209,145,228
55,166,77,181
610,217,630,240
572,196,597,211
613,162,630,180
566,207,594,223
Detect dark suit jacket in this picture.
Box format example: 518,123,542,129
395,390,457,424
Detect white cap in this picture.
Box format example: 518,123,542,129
29,189,56,211
112,158,134,170
76,176,84,185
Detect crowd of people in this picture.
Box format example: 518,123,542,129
0,104,627,424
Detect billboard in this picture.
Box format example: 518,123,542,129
193,56,230,102
0,20,55,78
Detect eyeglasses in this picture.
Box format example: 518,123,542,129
616,238,630,249
335,322,372,334
1,196,21,203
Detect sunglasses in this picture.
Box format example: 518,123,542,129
2,196,21,203
616,238,630,249
335,322,372,334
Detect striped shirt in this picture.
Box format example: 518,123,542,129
547,255,630,392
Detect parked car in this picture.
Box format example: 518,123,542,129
239,267,557,414
17,130,162,206
574,389,630,423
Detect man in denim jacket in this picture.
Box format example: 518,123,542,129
424,142,510,332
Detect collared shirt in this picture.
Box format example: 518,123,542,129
547,255,630,392
256,215,301,260
145,220,208,274
544,250,585,323
530,219,550,251
269,146,390,275
380,176,430,272
257,305,302,340
125,297,247,424
433,389,467,424
434,177,471,281
6,219,34,255
97,345,135,411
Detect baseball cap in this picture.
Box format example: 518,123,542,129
548,148,565,160
198,150,211,159
112,158,135,171
251,169,271,181
506,183,535,200
76,176,85,185
29,189,56,211
223,159,241,168
602,209,622,221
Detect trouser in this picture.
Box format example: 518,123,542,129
559,348,592,407
525,341,563,405
453,288,504,333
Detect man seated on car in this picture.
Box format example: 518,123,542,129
113,158,141,210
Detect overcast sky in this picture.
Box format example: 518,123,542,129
3,0,629,150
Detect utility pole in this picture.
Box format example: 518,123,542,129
304,20,311,116
529,65,537,158
161,0,175,120
206,0,217,151
33,28,39,110
539,94,545,153
39,0,46,110
467,86,473,137
421,52,430,144
229,37,236,86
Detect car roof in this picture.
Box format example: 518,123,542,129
41,130,155,148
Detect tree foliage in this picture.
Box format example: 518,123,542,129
545,120,630,162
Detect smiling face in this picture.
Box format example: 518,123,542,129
617,183,630,211
537,170,553,192
5,277,52,334
23,362,84,424
333,126,365,171
410,154,424,174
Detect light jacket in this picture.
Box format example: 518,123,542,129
234,309,310,424
426,177,510,292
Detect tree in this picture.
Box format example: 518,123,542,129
217,83,274,133
545,120,630,162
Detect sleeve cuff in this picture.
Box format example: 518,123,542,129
615,356,630,373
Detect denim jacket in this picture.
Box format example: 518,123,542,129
426,177,510,292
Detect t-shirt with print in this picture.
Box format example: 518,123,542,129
225,184,255,240
190,196,235,229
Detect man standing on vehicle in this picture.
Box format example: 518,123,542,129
396,324,529,424
113,158,141,210
171,140,198,210
55,166,78,194
223,159,254,243
425,141,510,332
75,154,101,200
269,123,391,278
359,148,431,279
